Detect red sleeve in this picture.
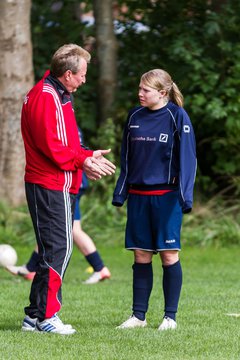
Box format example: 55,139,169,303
29,89,93,171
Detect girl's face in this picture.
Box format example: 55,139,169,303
138,81,166,110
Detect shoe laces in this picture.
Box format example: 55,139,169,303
51,314,64,325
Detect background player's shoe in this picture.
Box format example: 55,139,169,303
116,315,147,329
158,316,177,331
6,264,36,281
22,315,37,331
36,314,76,335
83,266,111,284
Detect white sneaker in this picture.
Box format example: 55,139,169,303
22,315,37,331
36,314,76,335
6,264,36,281
116,315,147,329
83,266,111,284
22,314,72,332
158,316,177,331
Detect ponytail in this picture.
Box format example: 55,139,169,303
169,82,184,107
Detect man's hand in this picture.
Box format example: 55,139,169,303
83,149,116,181
93,149,116,174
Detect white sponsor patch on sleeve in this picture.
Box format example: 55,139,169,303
183,125,190,133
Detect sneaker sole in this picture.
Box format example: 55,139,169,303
116,320,147,329
35,327,76,335
116,323,147,329
101,275,111,281
158,326,177,331
83,275,111,285
36,323,76,335
22,326,36,332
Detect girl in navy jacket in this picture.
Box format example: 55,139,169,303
113,69,197,330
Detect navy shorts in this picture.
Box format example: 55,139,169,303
74,189,85,221
125,191,183,252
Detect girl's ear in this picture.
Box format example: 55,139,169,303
159,90,167,97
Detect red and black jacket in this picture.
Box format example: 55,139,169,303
21,71,93,194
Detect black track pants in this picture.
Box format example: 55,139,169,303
24,183,75,320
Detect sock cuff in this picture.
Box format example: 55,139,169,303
85,251,104,272
132,262,153,276
133,262,152,267
85,250,98,261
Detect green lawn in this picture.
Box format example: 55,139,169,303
0,244,240,360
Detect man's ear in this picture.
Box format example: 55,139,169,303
64,69,71,81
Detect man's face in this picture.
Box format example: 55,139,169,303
63,59,88,93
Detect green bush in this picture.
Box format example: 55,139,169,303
0,202,35,246
182,194,240,247
0,189,239,249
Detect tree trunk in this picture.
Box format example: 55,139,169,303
93,0,117,124
0,0,33,205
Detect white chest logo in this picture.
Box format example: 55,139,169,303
159,133,168,143
23,95,29,105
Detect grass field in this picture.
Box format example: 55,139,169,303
0,244,240,360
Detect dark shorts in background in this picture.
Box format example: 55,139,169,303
74,190,84,221
125,191,183,252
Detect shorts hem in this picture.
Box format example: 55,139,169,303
126,247,181,252
126,247,155,252
157,248,181,251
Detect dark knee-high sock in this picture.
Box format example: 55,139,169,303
85,251,104,272
162,260,182,321
132,262,153,321
26,251,40,272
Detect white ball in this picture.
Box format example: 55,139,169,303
0,244,18,267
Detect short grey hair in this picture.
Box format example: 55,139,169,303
50,44,91,77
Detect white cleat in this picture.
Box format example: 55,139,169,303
116,315,147,329
83,266,111,284
6,264,36,281
158,316,177,331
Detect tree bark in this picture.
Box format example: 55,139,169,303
93,0,117,124
0,0,33,205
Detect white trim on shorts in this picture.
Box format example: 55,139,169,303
126,247,181,252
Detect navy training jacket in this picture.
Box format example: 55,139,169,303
112,101,197,213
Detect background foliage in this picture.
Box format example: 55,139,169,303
0,189,239,249
31,0,240,199
27,0,240,249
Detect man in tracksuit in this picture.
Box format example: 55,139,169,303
113,68,196,331
21,44,115,335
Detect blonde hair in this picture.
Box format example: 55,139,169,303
141,69,184,107
51,44,91,77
